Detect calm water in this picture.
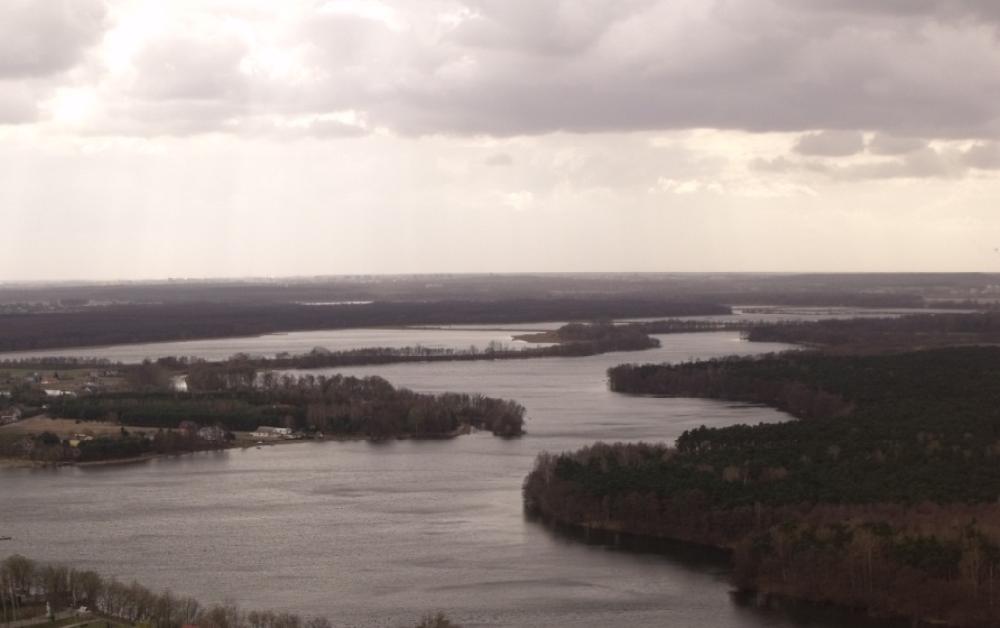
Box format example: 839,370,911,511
2,331,891,627
0,328,542,364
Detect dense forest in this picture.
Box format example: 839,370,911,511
0,299,728,353
0,555,458,628
744,311,1000,350
526,347,1000,625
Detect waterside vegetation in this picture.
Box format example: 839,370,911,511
0,554,459,628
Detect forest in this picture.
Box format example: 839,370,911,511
0,555,458,628
0,299,728,353
525,347,1000,625
744,311,1000,350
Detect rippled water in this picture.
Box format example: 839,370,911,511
1,331,894,627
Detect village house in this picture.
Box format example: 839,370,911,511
44,389,76,398
0,407,22,425
251,426,293,439
68,434,95,448
197,425,227,442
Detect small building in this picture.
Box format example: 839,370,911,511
44,389,76,398
0,407,22,425
178,420,200,436
251,426,293,439
197,425,226,442
68,434,95,448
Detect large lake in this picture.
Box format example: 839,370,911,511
0,306,947,364
1,330,895,627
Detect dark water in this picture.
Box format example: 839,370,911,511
1,332,893,627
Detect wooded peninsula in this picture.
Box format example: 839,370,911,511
525,319,1000,626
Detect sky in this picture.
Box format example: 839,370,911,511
3,0,1000,280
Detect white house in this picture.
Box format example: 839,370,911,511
0,407,21,425
251,426,293,439
44,389,76,398
198,425,227,442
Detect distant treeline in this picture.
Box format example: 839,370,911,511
4,272,988,307
712,292,926,309
0,299,729,353
174,322,659,376
744,311,1000,350
50,373,526,438
0,554,458,628
526,347,1000,625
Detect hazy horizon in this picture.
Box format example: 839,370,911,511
4,1,1000,280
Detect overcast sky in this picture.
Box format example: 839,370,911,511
3,0,1000,280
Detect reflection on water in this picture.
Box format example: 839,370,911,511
1,331,895,627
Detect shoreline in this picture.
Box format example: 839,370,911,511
0,424,492,470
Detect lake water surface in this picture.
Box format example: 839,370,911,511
1,330,895,627
0,306,946,364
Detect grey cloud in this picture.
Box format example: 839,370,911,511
452,1,654,56
131,36,250,102
794,131,866,156
759,145,982,181
0,82,40,123
484,153,513,166
963,142,1000,169
343,0,1000,139
25,0,1000,145
867,134,927,155
838,147,960,180
781,0,1000,22
0,0,107,78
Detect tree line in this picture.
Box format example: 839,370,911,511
744,311,1000,351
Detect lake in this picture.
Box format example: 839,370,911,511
0,306,944,364
1,330,895,627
